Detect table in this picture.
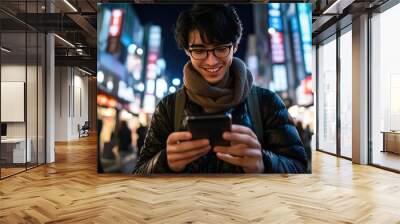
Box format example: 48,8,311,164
381,131,400,154
1,138,32,163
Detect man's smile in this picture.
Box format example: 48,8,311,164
201,66,223,74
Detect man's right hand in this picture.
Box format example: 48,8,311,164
166,132,211,172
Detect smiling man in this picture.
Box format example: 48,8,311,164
133,4,309,174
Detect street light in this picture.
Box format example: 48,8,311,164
128,44,137,54
97,71,104,83
136,83,145,92
169,86,176,93
172,78,181,86
106,80,114,91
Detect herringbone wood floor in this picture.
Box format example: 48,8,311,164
1,135,400,223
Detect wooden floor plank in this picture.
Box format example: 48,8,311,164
0,135,400,223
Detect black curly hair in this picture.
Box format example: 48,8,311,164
175,4,243,49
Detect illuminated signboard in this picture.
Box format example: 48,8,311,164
146,25,161,80
106,9,124,54
297,4,312,74
290,16,303,64
109,9,123,37
271,65,288,91
268,4,285,63
270,32,285,63
148,26,161,50
143,25,162,112
268,3,283,31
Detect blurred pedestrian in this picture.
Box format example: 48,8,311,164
118,120,133,153
97,119,104,173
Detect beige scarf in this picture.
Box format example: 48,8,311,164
183,57,253,113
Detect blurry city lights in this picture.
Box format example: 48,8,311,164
143,94,156,113
156,78,168,98
104,108,115,117
156,58,166,70
128,43,137,54
133,69,141,80
146,80,155,94
136,48,143,55
120,109,133,121
272,65,288,91
108,99,117,108
136,82,145,92
268,27,276,35
118,81,135,102
172,78,181,86
148,53,158,63
149,26,161,49
106,80,114,91
147,63,157,70
270,3,280,10
109,9,123,37
97,94,108,105
97,71,104,83
169,86,176,93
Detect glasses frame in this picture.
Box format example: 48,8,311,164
187,44,233,60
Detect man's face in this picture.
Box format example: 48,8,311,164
186,30,237,84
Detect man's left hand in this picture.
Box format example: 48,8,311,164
214,124,264,173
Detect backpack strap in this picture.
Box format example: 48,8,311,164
174,88,186,132
247,86,264,147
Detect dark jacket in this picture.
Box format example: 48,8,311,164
133,86,308,174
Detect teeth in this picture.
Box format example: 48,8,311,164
205,67,220,72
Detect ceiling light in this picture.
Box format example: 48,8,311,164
1,47,11,53
63,0,78,12
78,67,92,76
322,0,355,15
54,34,75,48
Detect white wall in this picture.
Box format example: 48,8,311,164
55,67,89,141
1,65,34,138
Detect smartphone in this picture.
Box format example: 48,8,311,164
185,114,232,147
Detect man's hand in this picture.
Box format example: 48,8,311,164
166,132,211,172
214,124,264,173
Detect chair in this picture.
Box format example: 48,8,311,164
78,121,90,138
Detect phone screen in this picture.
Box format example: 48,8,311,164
185,114,232,147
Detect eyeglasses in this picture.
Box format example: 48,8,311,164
188,44,233,60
